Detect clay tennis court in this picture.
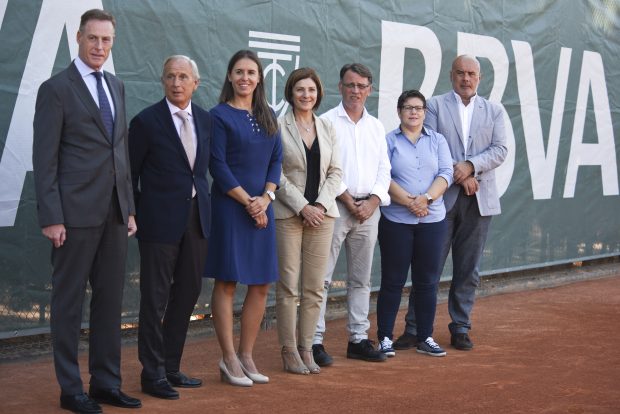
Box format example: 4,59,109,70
1,272,619,413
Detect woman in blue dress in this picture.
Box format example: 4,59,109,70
206,50,282,386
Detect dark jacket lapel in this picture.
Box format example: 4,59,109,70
68,62,111,143
191,103,209,170
104,71,123,144
154,99,193,169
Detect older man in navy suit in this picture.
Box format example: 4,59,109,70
129,55,212,399
395,55,508,352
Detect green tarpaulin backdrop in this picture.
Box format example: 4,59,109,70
0,0,618,336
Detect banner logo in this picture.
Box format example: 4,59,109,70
249,31,300,117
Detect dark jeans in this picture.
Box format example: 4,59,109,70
404,191,492,336
376,215,447,342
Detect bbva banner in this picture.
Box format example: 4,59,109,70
0,0,618,273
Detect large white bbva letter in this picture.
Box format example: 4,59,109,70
458,32,515,198
564,51,618,197
0,0,8,30
378,20,441,131
513,41,571,200
0,0,111,227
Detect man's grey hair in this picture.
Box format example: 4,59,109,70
161,55,200,80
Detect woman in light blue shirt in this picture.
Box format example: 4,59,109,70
376,90,453,357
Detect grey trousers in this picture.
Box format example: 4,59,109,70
313,201,380,344
50,192,126,395
404,192,491,336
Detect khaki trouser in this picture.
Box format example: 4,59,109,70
276,215,335,349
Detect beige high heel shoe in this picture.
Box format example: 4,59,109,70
298,347,321,374
238,357,269,384
281,346,310,375
218,359,253,387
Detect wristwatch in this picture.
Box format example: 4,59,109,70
265,190,276,201
424,192,433,205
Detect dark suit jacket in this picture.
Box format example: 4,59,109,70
33,61,135,228
129,99,212,243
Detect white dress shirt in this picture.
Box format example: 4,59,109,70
167,99,197,197
321,102,391,206
454,91,477,151
74,56,115,118
166,99,198,150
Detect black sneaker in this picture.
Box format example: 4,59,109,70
312,343,334,367
347,339,387,362
392,332,418,350
416,337,447,357
451,333,474,351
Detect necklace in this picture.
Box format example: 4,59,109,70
295,119,314,133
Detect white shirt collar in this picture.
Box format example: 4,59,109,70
453,90,477,107
166,98,193,117
74,56,101,78
336,101,368,123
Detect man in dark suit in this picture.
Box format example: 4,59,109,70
32,9,141,414
395,55,508,352
129,55,211,400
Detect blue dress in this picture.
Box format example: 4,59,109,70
205,103,282,284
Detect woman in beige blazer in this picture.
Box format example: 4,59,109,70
274,68,342,375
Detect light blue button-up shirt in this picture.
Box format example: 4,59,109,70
381,126,453,224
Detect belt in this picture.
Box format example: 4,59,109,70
352,195,371,202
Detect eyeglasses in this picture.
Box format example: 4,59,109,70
401,105,425,113
342,82,370,91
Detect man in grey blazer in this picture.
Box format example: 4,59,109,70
395,55,507,351
32,9,141,413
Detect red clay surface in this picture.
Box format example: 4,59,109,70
1,275,619,413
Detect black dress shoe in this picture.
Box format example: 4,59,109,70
60,393,102,413
451,332,474,350
392,332,419,350
312,344,333,367
346,339,387,362
166,371,203,388
141,378,180,400
89,387,142,409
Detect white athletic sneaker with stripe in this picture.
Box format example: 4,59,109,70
378,336,396,357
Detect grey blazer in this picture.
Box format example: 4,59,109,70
274,111,342,219
424,91,507,216
33,61,135,227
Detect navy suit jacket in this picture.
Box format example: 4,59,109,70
129,98,212,243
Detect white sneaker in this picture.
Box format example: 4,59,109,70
377,336,396,357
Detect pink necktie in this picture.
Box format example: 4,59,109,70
175,110,196,169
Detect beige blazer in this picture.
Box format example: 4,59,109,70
274,111,342,219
